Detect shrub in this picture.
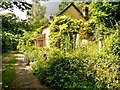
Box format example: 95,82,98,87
2,31,19,53
85,31,120,89
26,31,119,89
39,49,96,89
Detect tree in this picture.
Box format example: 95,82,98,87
1,1,49,53
27,2,48,30
1,13,30,53
0,0,49,12
57,2,71,14
0,1,32,12
89,2,120,27
1,13,30,35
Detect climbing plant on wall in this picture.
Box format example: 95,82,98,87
49,16,83,51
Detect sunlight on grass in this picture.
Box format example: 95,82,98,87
7,57,17,64
2,55,17,89
13,54,18,57
2,66,16,89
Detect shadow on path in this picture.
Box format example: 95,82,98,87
10,52,53,90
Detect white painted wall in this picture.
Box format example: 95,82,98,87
42,27,50,48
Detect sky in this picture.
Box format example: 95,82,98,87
41,1,60,18
0,0,60,20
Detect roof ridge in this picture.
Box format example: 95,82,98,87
57,2,84,18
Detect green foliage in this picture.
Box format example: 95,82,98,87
16,2,48,51
57,2,71,15
98,31,120,89
2,1,120,89
1,13,25,34
2,66,16,89
11,1,120,89
104,31,120,56
50,16,81,50
0,0,50,12
17,31,35,51
28,31,119,89
58,2,120,35
89,2,120,27
2,55,17,89
2,31,20,53
7,57,17,64
27,2,48,30
0,1,32,11
85,31,120,89
40,50,96,88
1,2,48,53
26,45,97,88
33,26,45,37
1,13,31,53
24,47,50,79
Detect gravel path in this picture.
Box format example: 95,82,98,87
9,52,53,90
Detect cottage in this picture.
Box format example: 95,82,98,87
35,2,88,47
57,3,88,20
35,24,50,47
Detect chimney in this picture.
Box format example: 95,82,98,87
82,6,88,20
49,14,54,20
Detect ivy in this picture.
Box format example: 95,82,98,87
49,16,81,50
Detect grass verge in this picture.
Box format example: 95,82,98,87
7,57,17,65
2,56,17,89
2,66,16,89
1,51,11,59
